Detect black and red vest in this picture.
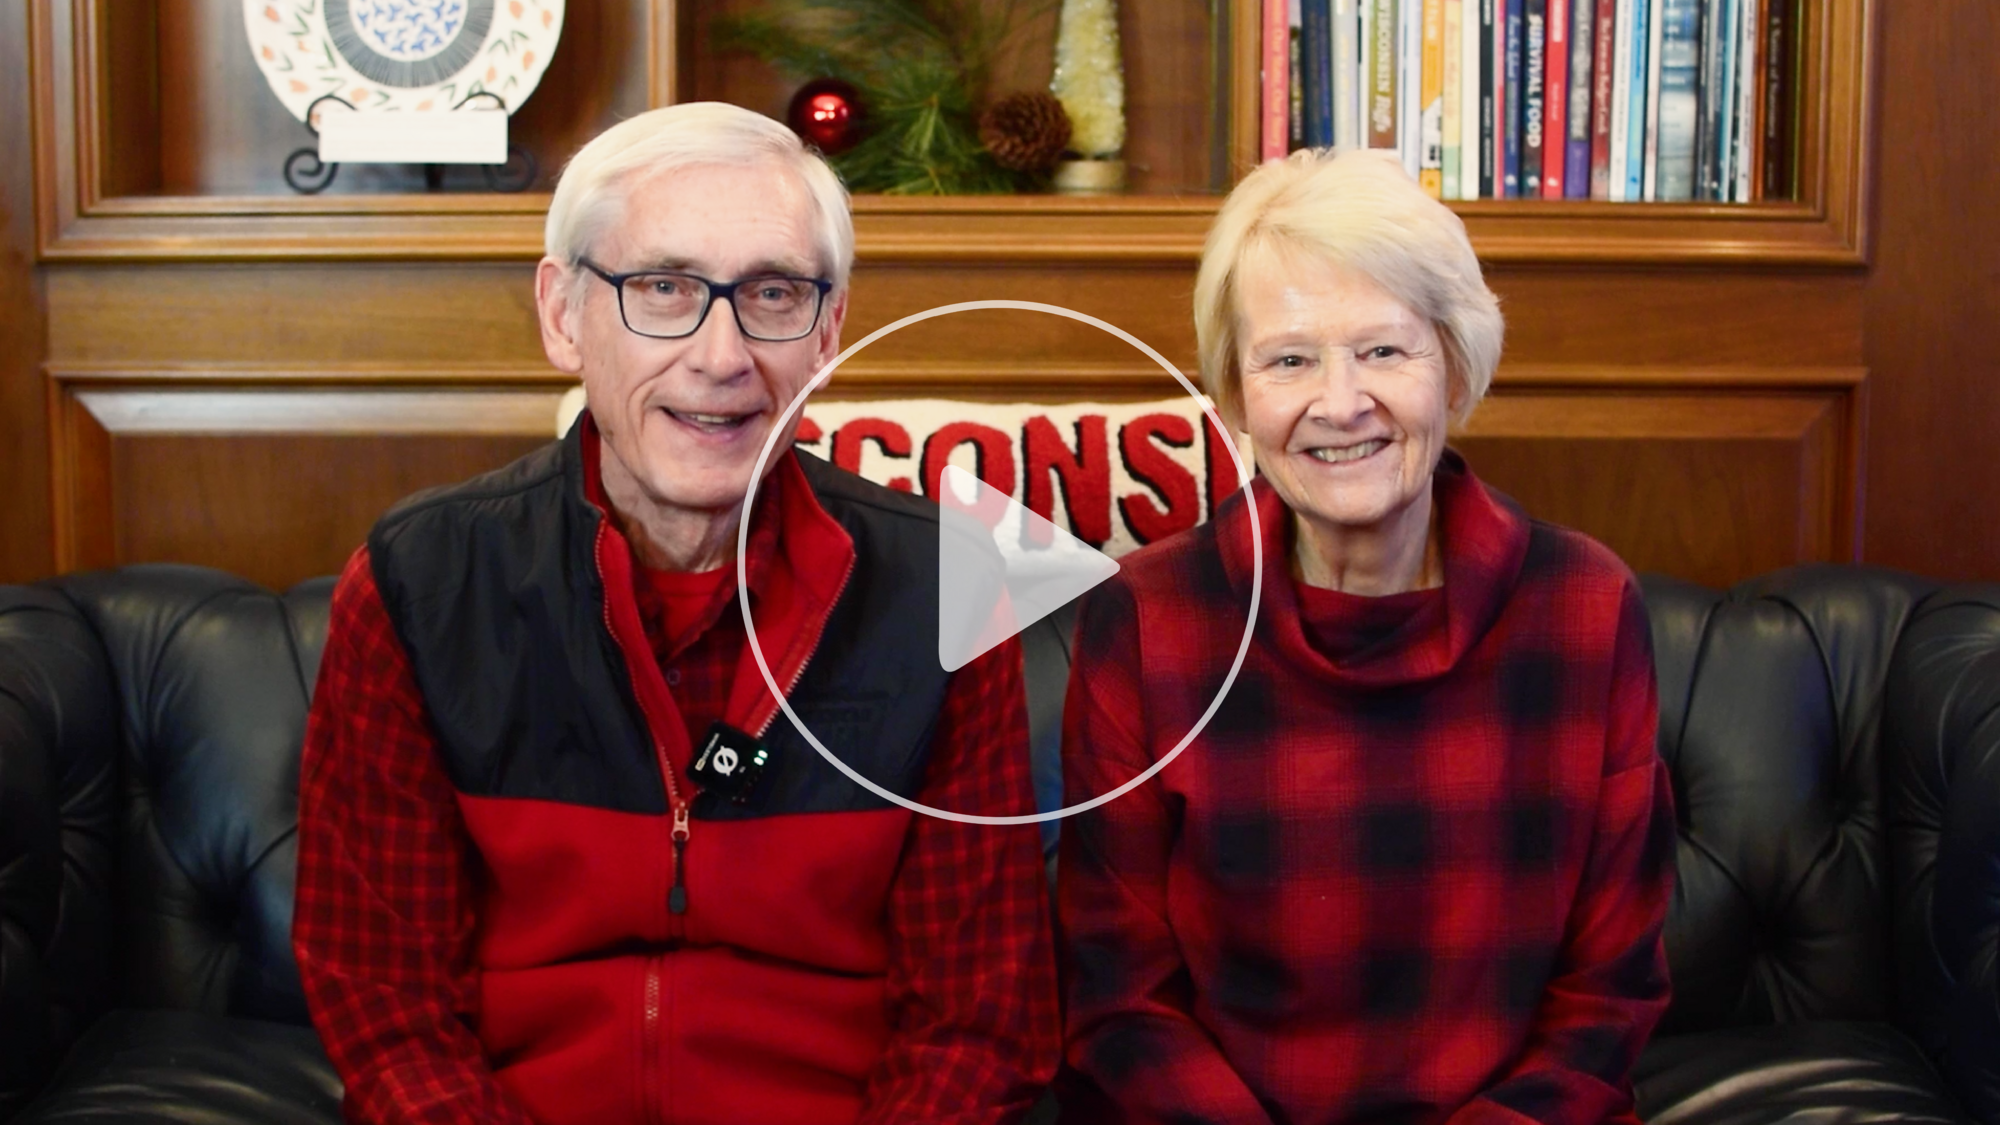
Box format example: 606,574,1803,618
366,419,953,1125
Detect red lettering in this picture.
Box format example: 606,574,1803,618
1021,415,1113,547
795,416,824,444
921,422,1017,501
832,418,915,492
1118,413,1200,545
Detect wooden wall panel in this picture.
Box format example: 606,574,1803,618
1457,391,1855,589
51,383,564,589
1860,2,2000,581
109,433,547,590
43,361,1862,592
45,262,1868,384
0,2,52,583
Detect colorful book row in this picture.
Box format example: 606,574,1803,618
1261,0,1802,202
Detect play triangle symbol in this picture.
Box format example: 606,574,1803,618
936,464,1121,673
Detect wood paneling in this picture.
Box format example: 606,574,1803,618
1860,2,2000,581
43,361,1863,591
43,261,1867,377
1457,388,1859,589
9,0,1918,593
50,382,565,588
0,1,52,582
106,432,548,591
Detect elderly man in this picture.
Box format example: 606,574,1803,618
293,102,1058,1125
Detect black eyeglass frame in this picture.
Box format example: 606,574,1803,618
576,258,836,343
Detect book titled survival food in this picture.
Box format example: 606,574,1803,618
1261,0,1801,203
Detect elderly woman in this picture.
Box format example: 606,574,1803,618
1056,148,1675,1125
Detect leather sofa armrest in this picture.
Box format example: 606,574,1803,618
1886,583,2000,1124
0,587,119,1121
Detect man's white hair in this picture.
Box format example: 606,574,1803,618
1194,147,1504,427
544,101,855,289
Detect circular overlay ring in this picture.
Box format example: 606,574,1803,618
244,0,565,121
738,300,1263,827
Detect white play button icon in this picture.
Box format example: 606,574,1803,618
936,464,1121,673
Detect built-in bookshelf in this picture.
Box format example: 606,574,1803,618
1270,0,1804,205
24,0,1876,597
31,0,1868,264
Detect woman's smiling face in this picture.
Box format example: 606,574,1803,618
1235,250,1458,560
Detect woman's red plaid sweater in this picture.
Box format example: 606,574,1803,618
1057,454,1675,1125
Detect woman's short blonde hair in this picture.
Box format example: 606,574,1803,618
1193,148,1503,426
544,102,855,291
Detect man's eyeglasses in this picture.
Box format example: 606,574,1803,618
577,259,834,342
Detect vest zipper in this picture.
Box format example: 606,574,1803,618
668,803,689,916
593,519,695,920
642,954,663,1125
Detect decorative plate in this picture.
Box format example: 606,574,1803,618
243,0,565,121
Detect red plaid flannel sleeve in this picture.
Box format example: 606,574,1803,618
1056,579,1276,1124
293,548,538,1125
1449,582,1676,1125
861,635,1063,1125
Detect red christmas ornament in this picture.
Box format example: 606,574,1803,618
786,78,865,155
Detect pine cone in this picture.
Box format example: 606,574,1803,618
979,91,1073,174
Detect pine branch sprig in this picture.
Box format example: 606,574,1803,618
714,0,1054,195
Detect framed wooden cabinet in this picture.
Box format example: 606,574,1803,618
32,0,1870,263
27,0,1878,590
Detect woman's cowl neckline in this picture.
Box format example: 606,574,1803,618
1215,449,1533,692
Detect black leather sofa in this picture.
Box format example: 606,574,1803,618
3,563,1999,1124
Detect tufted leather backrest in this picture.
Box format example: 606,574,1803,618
11,560,2000,1117
0,587,119,1119
1642,566,1939,1033
1884,585,2000,1123
45,566,332,1027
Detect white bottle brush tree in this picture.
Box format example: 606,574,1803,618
1050,0,1125,159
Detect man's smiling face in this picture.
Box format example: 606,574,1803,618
558,160,846,516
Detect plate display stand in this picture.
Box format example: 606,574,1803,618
282,90,538,195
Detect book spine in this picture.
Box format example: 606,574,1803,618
1358,0,1375,143
1304,0,1335,146
1734,0,1759,201
1335,0,1361,147
1291,0,1307,149
1642,0,1665,197
1370,0,1399,149
1460,0,1484,196
1503,0,1525,195
1759,0,1794,198
1565,0,1595,199
1423,0,1446,194
1589,0,1616,197
1716,0,1739,200
1541,0,1567,197
1522,0,1545,194
1481,0,1500,196
1443,0,1463,196
1747,0,1768,197
1625,0,1650,198
1784,0,1803,198
1264,0,1292,159
1699,0,1737,201
1692,0,1717,199
1655,0,1699,200
1608,0,1635,200
1401,0,1423,175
